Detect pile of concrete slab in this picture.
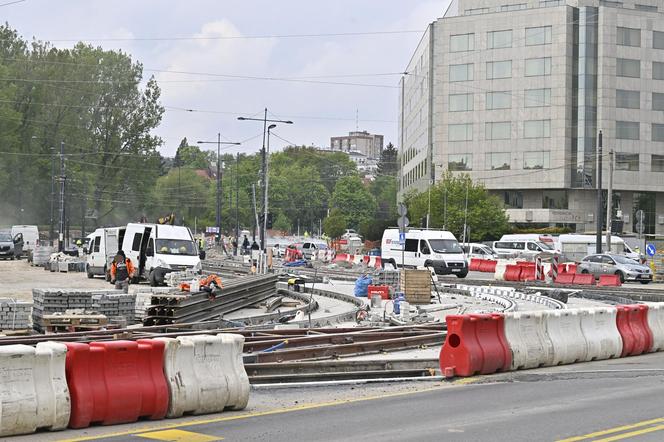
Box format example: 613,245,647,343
0,298,32,330
32,289,136,331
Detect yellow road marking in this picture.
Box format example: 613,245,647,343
557,417,664,442
453,376,480,385
59,383,455,441
594,424,664,442
136,429,221,442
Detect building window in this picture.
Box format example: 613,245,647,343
524,88,551,107
450,33,474,52
616,121,640,140
525,57,551,76
653,93,664,111
636,4,657,12
448,154,473,171
616,90,640,109
652,123,664,141
465,8,489,15
485,122,511,140
652,155,664,172
633,192,656,234
487,60,512,79
524,120,551,138
487,30,512,49
616,153,639,171
617,58,640,78
525,26,552,46
503,191,523,209
450,63,473,82
542,190,568,209
541,0,563,6
501,4,527,11
448,123,473,141
654,62,664,80
524,151,550,169
617,27,641,47
449,93,474,112
654,31,664,49
486,152,511,170
486,91,511,110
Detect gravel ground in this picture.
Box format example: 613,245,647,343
0,259,120,301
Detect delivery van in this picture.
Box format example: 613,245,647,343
85,227,126,280
462,242,498,260
121,223,203,286
11,225,39,252
556,234,640,262
381,228,467,277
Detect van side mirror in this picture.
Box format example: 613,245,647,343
199,250,206,260
146,247,154,257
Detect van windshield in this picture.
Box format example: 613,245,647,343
537,241,553,250
155,239,197,256
0,233,11,242
429,239,462,254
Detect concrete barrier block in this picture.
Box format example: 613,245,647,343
646,303,664,352
217,334,250,410
545,310,587,365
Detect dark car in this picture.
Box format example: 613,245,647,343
0,231,24,260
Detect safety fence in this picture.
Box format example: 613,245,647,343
0,333,249,437
334,253,382,269
439,303,664,378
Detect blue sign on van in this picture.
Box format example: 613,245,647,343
399,232,406,244
646,243,656,257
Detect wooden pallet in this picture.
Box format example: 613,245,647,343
0,329,31,336
400,269,432,304
42,314,109,333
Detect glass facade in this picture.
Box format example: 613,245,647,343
487,60,512,79
653,123,664,142
524,151,551,169
487,91,511,109
450,63,473,82
525,88,551,107
616,58,640,78
486,152,511,170
653,92,664,111
524,120,551,138
542,190,569,209
526,26,552,46
503,191,523,209
485,122,511,140
616,153,639,171
616,121,640,140
652,155,664,172
525,57,552,76
487,30,513,49
448,154,472,171
449,93,473,111
450,33,474,52
617,27,641,47
616,89,640,109
448,123,473,141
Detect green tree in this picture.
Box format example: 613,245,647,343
272,212,291,233
174,138,215,169
330,175,377,229
323,209,347,239
151,169,212,228
377,142,399,177
404,172,510,241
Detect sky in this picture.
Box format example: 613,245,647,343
3,0,450,157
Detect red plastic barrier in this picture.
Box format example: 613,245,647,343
439,314,511,377
363,255,370,265
373,257,382,268
572,273,595,285
65,340,168,429
469,258,482,272
616,305,653,357
598,274,622,287
554,273,575,284
563,263,577,274
479,260,497,273
334,253,348,262
504,264,522,281
367,285,390,300
516,261,535,268
519,266,537,282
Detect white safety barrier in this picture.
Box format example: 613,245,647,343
0,342,70,437
504,311,554,370
158,334,249,418
352,255,364,265
216,334,250,410
579,307,622,361
544,310,587,365
646,303,664,352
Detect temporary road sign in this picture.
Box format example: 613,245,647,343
646,243,656,257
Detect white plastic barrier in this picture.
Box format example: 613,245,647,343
0,342,70,437
504,311,554,370
352,255,364,265
646,303,664,352
158,334,250,418
579,307,622,361
216,334,250,410
544,310,587,365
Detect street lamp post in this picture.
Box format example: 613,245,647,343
237,109,293,251
197,135,241,245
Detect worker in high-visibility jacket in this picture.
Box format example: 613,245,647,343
110,250,136,293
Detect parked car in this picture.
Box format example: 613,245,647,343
302,242,328,260
492,239,555,259
462,243,498,260
0,231,24,260
577,253,652,284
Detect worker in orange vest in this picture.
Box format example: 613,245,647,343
110,250,136,293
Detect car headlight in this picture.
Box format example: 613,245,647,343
156,259,171,269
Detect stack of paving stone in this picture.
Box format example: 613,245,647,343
376,269,400,290
32,289,137,331
165,269,200,287
0,298,32,330
133,287,179,322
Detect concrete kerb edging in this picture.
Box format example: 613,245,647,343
250,375,447,389
457,284,566,310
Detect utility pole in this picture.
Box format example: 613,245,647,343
49,146,56,244
251,183,259,242
443,188,447,230
605,149,614,253
595,130,603,254
58,141,66,252
235,153,240,255
462,181,469,245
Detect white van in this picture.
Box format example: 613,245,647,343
121,223,203,286
556,234,640,262
462,243,498,260
11,225,39,252
381,228,467,277
492,239,556,258
85,227,126,280
499,233,556,246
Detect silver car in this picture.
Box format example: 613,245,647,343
577,253,652,284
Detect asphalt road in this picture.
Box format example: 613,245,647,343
42,352,664,442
